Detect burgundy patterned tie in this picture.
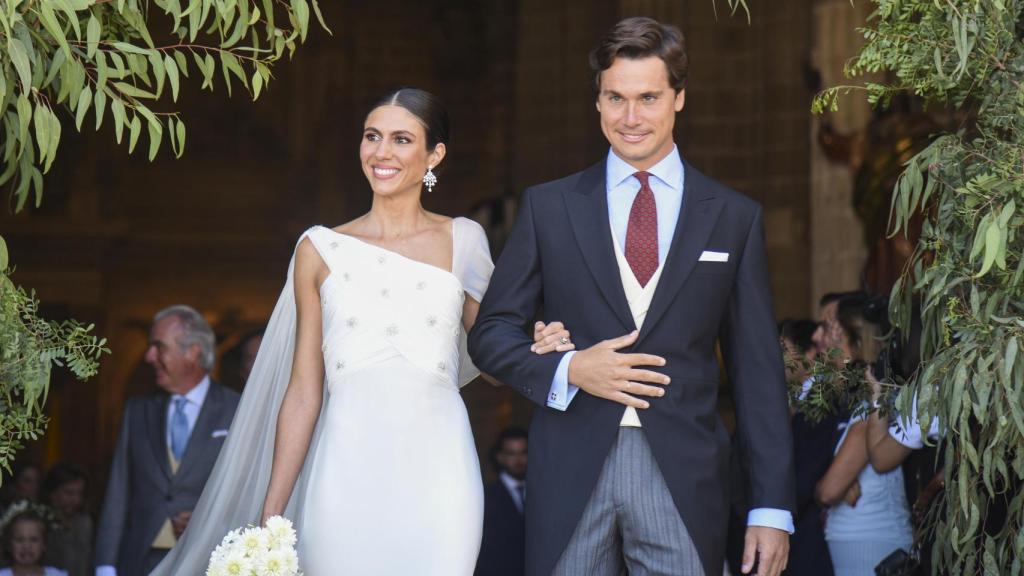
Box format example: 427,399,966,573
625,171,658,287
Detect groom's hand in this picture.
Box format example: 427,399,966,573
742,526,789,576
567,330,669,409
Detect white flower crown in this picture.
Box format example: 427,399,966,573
0,500,59,534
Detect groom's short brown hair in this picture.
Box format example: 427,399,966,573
589,17,688,93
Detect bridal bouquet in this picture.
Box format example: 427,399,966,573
206,515,302,576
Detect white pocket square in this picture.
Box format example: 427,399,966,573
211,429,229,438
699,250,729,263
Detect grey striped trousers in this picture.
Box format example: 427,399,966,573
552,427,705,576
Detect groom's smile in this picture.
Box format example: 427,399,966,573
596,55,685,171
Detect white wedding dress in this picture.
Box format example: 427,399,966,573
150,217,493,576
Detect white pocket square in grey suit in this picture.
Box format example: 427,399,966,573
699,250,729,263
211,429,229,438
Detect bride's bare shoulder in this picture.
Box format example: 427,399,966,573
423,211,455,232
330,215,369,237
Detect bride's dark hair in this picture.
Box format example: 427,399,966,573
367,88,450,150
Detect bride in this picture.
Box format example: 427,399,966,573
149,88,573,575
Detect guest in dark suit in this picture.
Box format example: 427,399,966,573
95,305,240,576
477,427,528,576
469,17,794,576
780,319,839,576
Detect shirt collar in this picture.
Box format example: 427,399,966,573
499,471,523,492
175,375,211,407
606,144,684,192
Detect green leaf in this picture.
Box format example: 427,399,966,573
148,52,166,98
111,41,151,55
95,51,109,92
54,0,82,40
93,86,107,131
33,102,51,165
38,2,72,60
975,217,1005,276
165,55,180,102
128,114,142,153
220,52,248,91
167,116,178,156
311,0,332,35
75,85,92,131
203,53,215,90
1004,337,1018,385
16,95,32,155
113,82,157,100
252,69,262,100
111,98,126,143
175,118,186,156
291,0,310,41
971,213,992,262
174,51,190,78
146,115,162,160
86,14,100,60
7,36,32,93
223,10,248,48
43,106,61,173
0,236,8,271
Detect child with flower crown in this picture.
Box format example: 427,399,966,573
0,503,67,576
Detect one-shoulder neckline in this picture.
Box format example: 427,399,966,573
315,219,462,285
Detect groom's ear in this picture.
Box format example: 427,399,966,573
674,89,686,112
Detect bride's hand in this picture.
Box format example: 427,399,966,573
531,321,575,355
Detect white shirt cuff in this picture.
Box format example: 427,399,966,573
546,351,579,411
96,566,117,576
747,507,795,534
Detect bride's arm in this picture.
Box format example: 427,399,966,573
463,299,574,387
261,239,327,523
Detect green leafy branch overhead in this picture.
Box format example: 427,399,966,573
0,0,330,212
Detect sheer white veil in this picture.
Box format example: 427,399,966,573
149,248,326,575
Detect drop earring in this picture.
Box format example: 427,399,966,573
423,166,437,193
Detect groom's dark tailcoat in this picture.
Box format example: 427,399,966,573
468,160,795,576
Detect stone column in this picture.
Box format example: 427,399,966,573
809,0,873,308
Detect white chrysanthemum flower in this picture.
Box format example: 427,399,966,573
206,556,228,576
255,549,292,576
221,550,254,576
265,516,297,550
264,515,293,533
239,527,269,557
281,547,300,574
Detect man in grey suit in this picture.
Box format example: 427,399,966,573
96,305,240,576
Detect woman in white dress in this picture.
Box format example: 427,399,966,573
149,88,572,576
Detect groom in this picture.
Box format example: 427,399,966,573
468,17,794,576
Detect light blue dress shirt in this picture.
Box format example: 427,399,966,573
165,375,210,451
545,146,794,534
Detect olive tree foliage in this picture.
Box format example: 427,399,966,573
0,0,327,478
814,1,1024,573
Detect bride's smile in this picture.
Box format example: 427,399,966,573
360,104,445,198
